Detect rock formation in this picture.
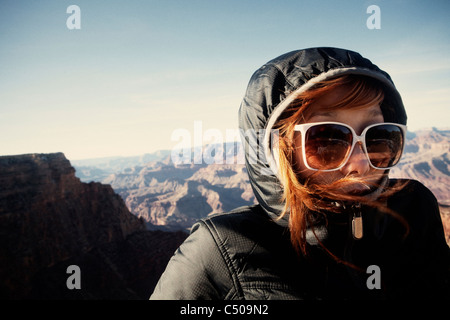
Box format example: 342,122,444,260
0,153,187,299
105,162,257,231
390,128,449,204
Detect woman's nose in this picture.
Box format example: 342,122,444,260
340,142,371,176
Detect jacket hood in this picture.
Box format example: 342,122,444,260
238,47,407,225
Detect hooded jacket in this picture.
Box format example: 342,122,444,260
150,48,450,300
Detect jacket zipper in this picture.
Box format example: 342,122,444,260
351,203,363,240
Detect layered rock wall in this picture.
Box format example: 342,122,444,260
0,153,186,299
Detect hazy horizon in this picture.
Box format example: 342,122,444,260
69,126,450,162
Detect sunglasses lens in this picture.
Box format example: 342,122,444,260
305,124,353,170
366,124,404,168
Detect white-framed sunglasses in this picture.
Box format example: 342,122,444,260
293,122,407,171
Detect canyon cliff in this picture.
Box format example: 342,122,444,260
0,153,187,299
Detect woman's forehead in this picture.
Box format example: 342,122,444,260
301,84,383,121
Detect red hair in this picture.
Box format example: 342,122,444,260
274,75,408,265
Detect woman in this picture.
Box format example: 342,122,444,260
150,47,449,299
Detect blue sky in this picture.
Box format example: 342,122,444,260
1,0,449,160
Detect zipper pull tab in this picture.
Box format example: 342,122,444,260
352,204,363,240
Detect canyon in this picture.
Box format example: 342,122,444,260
0,128,448,299
74,128,450,243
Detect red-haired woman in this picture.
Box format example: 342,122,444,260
151,48,449,300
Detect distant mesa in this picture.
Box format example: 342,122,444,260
73,143,257,231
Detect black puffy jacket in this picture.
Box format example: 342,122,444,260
150,48,450,300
